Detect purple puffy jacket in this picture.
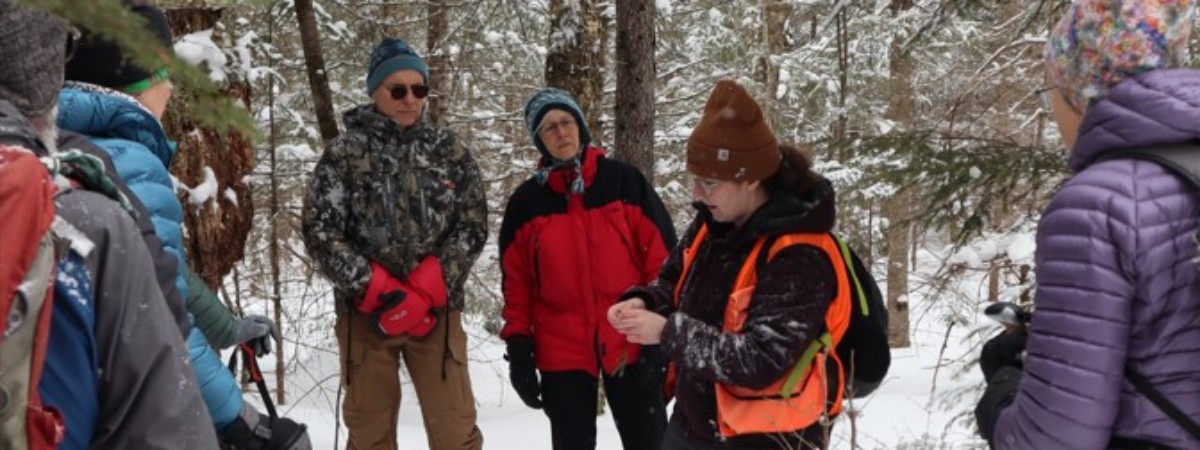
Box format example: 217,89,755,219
985,69,1200,449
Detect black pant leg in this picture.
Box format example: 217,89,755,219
541,370,599,450
604,359,668,450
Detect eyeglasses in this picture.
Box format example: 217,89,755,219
692,176,724,196
538,118,576,137
389,84,430,100
1035,85,1056,113
65,26,81,62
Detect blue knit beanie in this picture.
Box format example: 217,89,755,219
523,88,593,159
366,38,428,96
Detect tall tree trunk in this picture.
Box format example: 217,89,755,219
266,5,287,405
833,6,849,148
163,7,254,290
613,0,655,180
294,0,339,144
756,0,791,127
883,0,914,348
426,0,449,126
545,0,607,141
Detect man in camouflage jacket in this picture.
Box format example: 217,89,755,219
302,37,487,450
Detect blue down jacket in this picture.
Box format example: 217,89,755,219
57,83,243,432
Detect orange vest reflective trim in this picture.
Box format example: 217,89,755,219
670,224,853,437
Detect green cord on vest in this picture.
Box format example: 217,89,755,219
780,332,832,397
835,234,870,316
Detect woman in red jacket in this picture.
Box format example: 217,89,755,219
499,87,676,450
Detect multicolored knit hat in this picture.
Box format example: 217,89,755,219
1045,0,1195,111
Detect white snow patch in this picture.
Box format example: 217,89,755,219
175,29,229,83
185,166,220,206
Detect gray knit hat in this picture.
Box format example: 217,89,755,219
0,1,68,117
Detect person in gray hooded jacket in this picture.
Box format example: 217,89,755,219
0,2,217,448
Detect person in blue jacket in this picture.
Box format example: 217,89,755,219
56,2,309,448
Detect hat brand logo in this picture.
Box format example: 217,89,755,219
717,148,730,162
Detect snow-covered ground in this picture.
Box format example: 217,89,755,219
244,245,1002,449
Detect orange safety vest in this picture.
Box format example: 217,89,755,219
670,223,853,438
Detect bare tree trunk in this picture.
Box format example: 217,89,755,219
833,6,849,152
163,7,254,290
294,0,339,144
266,6,287,405
883,0,915,348
545,0,607,140
987,261,1000,302
613,0,655,181
426,0,449,126
755,0,791,127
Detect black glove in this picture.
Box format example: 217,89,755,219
505,335,542,409
264,417,311,450
979,330,1027,382
236,315,277,357
975,365,1022,443
222,406,313,450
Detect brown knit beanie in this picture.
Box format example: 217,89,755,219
686,79,780,181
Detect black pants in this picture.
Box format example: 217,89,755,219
540,359,667,450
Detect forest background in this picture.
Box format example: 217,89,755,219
19,0,1156,447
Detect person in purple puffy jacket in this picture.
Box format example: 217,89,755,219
974,1,1200,449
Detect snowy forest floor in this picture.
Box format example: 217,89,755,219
242,245,1002,450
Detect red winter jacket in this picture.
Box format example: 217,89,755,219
499,146,676,376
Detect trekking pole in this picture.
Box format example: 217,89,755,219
228,343,278,419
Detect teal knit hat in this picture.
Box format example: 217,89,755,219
522,88,593,160
366,38,429,96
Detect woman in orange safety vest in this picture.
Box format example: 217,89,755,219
608,79,848,450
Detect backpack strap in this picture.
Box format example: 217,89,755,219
1097,143,1200,192
1125,363,1200,439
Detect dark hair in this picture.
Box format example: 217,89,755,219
761,143,822,195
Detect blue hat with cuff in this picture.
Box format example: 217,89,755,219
366,37,428,96
522,88,593,159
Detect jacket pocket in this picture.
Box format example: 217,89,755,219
414,168,456,235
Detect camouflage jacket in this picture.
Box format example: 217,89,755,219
302,105,488,310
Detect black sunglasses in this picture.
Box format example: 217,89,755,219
389,84,430,100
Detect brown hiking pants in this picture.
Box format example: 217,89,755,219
336,310,483,450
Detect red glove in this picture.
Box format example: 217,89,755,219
405,256,448,308
371,256,449,337
359,262,405,314
372,290,437,337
